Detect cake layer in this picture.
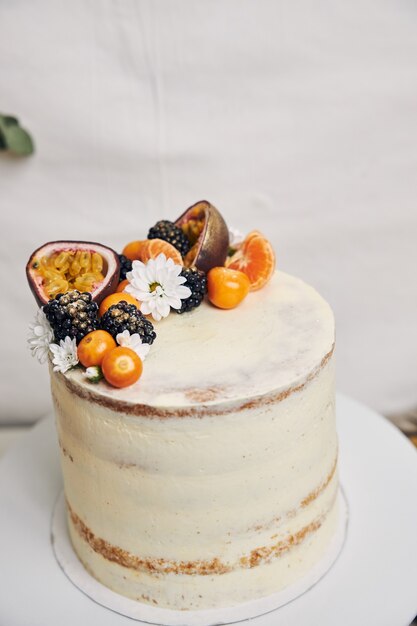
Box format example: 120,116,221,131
68,495,340,610
51,270,338,609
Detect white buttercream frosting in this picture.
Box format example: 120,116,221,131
51,270,339,610
62,270,335,408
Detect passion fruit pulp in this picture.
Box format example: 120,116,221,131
26,241,120,306
175,200,229,273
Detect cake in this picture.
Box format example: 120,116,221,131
27,202,341,613
51,270,337,609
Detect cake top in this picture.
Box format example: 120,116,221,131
26,200,334,410
61,270,334,409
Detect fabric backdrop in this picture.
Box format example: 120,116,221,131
1,0,416,424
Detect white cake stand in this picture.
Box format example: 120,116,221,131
0,394,416,626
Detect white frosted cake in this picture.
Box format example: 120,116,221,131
50,270,339,610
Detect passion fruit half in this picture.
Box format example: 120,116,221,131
26,240,120,307
175,200,229,273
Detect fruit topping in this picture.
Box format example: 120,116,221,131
116,279,130,293
26,241,120,306
174,200,229,273
100,301,156,344
140,239,183,265
118,255,132,281
102,346,143,388
99,293,141,317
148,220,191,257
207,267,250,309
77,330,117,368
43,291,100,344
226,231,275,291
122,240,149,261
176,268,208,314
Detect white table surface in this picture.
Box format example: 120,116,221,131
0,427,29,458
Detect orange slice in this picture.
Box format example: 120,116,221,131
141,239,183,265
245,230,264,244
122,240,149,261
226,232,275,291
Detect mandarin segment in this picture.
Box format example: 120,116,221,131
245,230,264,244
226,232,275,291
141,239,183,265
122,240,148,261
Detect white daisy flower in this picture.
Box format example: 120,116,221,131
28,310,54,364
116,330,151,361
228,228,245,248
49,336,79,373
125,253,191,322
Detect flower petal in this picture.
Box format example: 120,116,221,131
140,301,152,316
177,285,192,299
116,330,131,347
136,343,150,360
167,296,182,309
156,299,171,318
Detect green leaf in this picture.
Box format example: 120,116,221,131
1,124,34,155
0,115,19,127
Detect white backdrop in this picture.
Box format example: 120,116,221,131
1,0,416,424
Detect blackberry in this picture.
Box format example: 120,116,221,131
43,290,99,344
118,254,132,281
176,268,207,314
148,220,191,257
100,301,156,344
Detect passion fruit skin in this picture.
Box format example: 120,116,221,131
26,240,121,307
175,200,229,273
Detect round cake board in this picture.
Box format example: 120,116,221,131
51,489,348,626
